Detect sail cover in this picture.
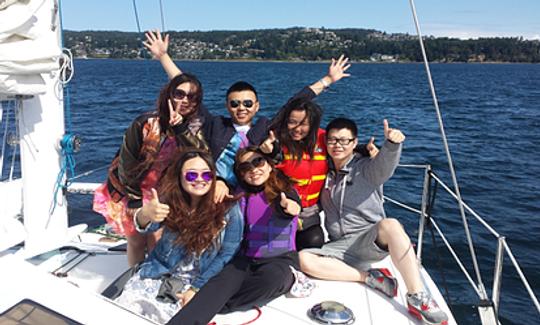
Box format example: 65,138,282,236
0,0,62,96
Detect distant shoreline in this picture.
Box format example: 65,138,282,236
72,57,538,64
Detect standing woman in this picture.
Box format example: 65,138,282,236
168,146,302,325
93,74,208,266
115,148,243,324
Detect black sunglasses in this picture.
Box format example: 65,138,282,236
236,156,267,174
229,99,254,108
173,89,198,102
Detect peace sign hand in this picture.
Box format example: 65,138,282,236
280,192,301,216
259,130,277,154
383,119,405,144
168,99,184,126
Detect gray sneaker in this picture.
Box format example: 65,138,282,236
365,268,398,298
407,292,449,325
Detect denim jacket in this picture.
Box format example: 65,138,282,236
137,202,244,290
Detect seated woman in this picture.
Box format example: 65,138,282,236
115,149,243,324
167,146,302,325
93,74,208,266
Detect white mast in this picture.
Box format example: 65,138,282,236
0,0,81,256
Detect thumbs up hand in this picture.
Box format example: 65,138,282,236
260,130,277,154
141,188,170,224
366,136,379,158
383,119,405,144
280,192,301,216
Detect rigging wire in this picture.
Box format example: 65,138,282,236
407,0,488,299
0,101,9,179
158,0,166,32
131,0,142,34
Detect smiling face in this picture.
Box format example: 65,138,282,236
237,151,272,186
326,128,358,166
287,109,311,141
226,90,260,126
180,157,213,199
172,82,199,117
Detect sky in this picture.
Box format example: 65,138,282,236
61,0,540,40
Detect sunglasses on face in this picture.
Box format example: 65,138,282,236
326,137,356,146
229,99,254,109
173,89,198,102
236,156,267,174
184,170,214,182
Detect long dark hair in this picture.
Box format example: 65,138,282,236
270,97,322,162
158,148,231,255
157,73,203,132
128,74,203,182
234,146,294,202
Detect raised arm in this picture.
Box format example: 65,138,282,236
143,29,182,79
308,54,351,95
361,120,405,186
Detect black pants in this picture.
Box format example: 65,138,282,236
167,253,298,325
296,224,325,250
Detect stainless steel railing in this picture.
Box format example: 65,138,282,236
384,164,540,325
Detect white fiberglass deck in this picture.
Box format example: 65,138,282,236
213,256,456,325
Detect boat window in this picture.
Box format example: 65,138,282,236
0,299,82,325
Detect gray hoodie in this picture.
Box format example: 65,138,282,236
320,140,402,241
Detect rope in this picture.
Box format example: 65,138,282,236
207,306,262,325
158,0,166,32
50,134,78,215
407,0,487,298
68,164,109,181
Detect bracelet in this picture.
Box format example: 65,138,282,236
319,78,330,88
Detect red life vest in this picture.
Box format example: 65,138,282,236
276,128,328,208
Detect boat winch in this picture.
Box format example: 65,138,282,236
308,301,355,324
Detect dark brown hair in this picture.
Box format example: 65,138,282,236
127,73,203,185
157,73,203,132
269,97,322,162
234,146,294,202
158,148,231,255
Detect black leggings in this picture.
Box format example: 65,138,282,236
296,224,325,250
167,253,298,325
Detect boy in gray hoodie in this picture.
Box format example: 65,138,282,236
299,118,448,325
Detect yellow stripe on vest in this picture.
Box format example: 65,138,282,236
283,153,326,161
291,174,326,186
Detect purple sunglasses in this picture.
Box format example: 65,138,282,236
184,170,213,182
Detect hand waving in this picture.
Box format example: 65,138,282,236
143,29,169,59
328,54,352,83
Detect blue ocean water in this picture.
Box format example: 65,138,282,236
11,59,540,324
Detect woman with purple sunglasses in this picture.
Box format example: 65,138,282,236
168,146,304,325
115,148,243,324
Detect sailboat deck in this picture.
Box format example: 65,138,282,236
213,257,457,324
